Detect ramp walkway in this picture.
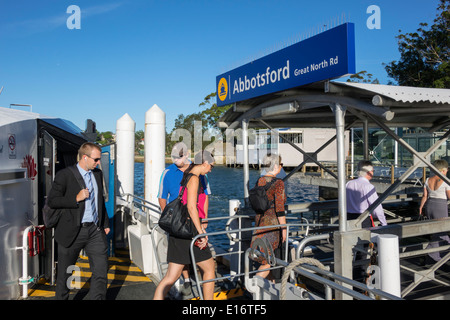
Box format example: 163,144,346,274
26,248,156,300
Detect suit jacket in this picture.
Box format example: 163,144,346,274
48,164,109,247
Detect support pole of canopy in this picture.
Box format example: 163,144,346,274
351,128,355,178
394,128,399,167
363,119,369,160
242,119,250,206
333,102,357,300
332,103,347,233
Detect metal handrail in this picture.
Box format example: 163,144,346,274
295,232,331,259
246,248,403,300
149,224,165,280
189,221,337,300
121,191,450,300
120,192,342,300
121,193,161,232
184,220,401,300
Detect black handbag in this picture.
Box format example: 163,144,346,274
248,177,278,214
42,198,62,228
158,174,198,239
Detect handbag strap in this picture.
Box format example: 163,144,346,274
179,173,201,202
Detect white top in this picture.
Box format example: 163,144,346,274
425,178,450,199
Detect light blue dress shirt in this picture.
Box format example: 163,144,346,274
77,164,98,223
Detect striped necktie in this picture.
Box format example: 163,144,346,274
87,171,98,225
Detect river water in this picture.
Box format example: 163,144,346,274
133,163,319,248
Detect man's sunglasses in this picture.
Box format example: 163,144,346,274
86,155,101,162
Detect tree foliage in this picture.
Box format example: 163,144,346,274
385,0,450,88
199,92,233,128
96,130,144,155
346,70,380,84
166,93,232,154
96,131,114,145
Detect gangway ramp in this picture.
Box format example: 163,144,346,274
26,249,156,300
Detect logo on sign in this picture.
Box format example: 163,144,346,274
217,77,228,102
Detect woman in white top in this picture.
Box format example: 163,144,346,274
419,159,450,262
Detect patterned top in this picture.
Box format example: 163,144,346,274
257,176,286,216
250,176,286,265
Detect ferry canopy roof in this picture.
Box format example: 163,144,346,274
217,81,450,132
0,106,87,140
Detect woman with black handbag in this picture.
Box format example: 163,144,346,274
250,154,287,280
154,150,216,300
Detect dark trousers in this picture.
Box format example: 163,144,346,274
55,224,108,300
347,212,374,228
347,213,373,282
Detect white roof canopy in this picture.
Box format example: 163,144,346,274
218,81,450,131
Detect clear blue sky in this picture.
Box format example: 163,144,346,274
0,0,441,133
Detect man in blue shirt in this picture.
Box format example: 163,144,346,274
158,142,211,207
48,142,109,300
157,142,211,295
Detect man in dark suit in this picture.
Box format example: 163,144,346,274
48,142,110,300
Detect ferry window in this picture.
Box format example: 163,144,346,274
279,133,302,144
0,169,27,185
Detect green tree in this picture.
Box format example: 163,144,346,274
166,111,204,154
135,130,144,155
167,93,232,154
346,70,379,84
385,0,449,88
96,131,115,145
199,92,233,128
173,112,204,132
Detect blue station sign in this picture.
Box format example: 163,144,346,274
216,23,356,106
